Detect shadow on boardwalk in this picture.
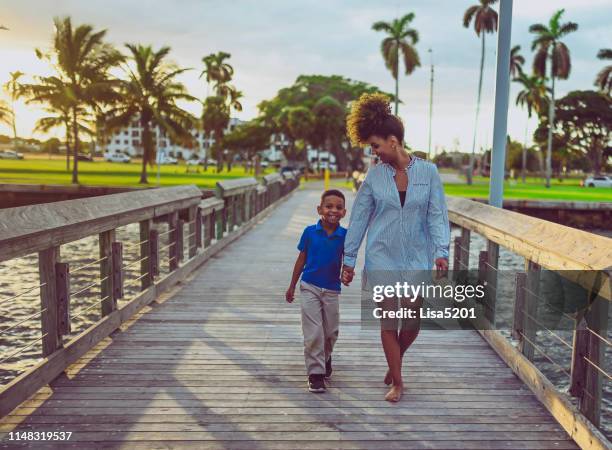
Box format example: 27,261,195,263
0,182,578,449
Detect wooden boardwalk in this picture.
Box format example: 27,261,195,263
1,183,580,449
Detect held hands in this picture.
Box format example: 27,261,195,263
435,257,449,280
285,286,295,303
341,265,355,286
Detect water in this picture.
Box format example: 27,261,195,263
0,224,610,438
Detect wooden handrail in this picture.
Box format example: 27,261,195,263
0,185,202,263
447,194,612,448
0,175,300,419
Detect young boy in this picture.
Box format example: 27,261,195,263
285,189,347,393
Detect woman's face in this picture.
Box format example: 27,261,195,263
366,135,400,164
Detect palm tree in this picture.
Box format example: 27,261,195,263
20,76,75,170
200,52,234,96
3,71,24,142
0,100,12,129
510,45,525,79
595,48,611,94
463,0,498,185
514,72,549,183
31,17,121,183
529,8,578,188
372,13,420,115
107,44,196,184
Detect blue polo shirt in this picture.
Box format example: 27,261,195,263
297,220,347,292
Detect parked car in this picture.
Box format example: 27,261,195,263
0,150,24,160
187,158,216,166
158,154,178,165
104,152,131,163
582,175,612,188
76,153,94,162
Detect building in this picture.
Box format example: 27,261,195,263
104,118,338,171
104,117,244,160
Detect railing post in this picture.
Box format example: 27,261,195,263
99,230,116,317
485,240,499,326
111,242,123,305
38,246,61,356
168,211,179,272
218,206,226,239
55,262,71,335
205,211,214,247
149,229,159,279
521,260,540,361
177,219,185,264
139,219,152,291
512,271,527,341
573,284,609,426
195,207,203,250
188,206,197,258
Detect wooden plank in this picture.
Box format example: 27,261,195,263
512,271,526,341
521,260,540,361
139,219,152,290
148,229,159,279
168,211,179,272
176,219,185,263
111,241,123,303
195,207,202,250
54,262,70,335
98,230,115,316
38,246,61,356
478,328,611,450
0,185,202,262
579,292,609,426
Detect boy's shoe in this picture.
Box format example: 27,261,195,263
308,374,326,393
325,356,332,379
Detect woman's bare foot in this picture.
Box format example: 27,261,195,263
385,384,403,402
384,369,392,385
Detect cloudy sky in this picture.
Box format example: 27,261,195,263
0,0,610,153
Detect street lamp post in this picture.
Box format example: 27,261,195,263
489,0,513,208
427,48,434,161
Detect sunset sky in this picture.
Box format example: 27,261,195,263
0,0,610,153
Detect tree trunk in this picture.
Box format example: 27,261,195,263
64,121,71,172
522,117,528,183
140,122,151,184
10,100,17,143
394,46,400,116
545,57,555,189
468,33,487,186
71,109,79,184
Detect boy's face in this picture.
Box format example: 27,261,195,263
317,195,346,225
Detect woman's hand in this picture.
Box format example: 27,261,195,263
341,265,355,286
435,257,448,280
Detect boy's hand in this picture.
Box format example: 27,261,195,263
285,286,295,303
341,265,354,286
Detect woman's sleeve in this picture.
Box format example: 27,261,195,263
343,177,375,268
426,165,450,260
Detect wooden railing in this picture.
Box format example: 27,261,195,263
447,196,611,449
0,172,300,417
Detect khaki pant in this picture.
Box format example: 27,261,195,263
299,280,340,375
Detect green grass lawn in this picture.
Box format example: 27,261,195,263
0,159,272,189
326,176,611,202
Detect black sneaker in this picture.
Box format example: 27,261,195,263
325,356,332,379
308,374,326,393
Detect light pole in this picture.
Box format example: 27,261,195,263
489,0,513,208
427,48,434,161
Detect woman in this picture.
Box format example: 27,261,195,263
341,93,450,402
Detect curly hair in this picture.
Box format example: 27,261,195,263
346,93,404,147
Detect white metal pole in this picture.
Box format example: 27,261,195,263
489,0,513,208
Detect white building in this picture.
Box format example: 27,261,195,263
105,119,338,170
104,117,244,160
